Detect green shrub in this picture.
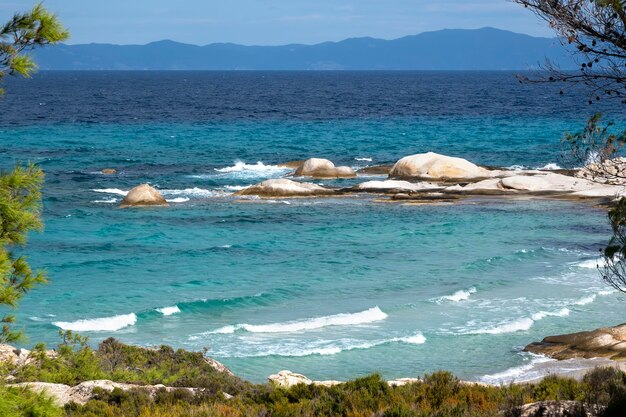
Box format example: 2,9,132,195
0,385,62,417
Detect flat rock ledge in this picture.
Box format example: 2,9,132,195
524,323,626,360
10,380,220,407
235,179,334,198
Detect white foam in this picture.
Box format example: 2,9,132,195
53,313,137,332
437,287,477,303
573,294,597,305
206,332,426,358
92,198,118,203
531,308,570,321
507,165,525,171
355,157,373,162
598,289,617,296
207,306,388,334
166,197,190,203
223,185,249,191
159,188,224,198
575,258,603,269
480,355,555,385
538,163,562,170
214,161,290,175
156,306,181,316
467,318,534,335
93,188,128,196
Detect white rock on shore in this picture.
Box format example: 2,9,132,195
355,180,442,193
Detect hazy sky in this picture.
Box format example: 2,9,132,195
1,1,553,45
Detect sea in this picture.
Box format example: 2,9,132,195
0,71,625,384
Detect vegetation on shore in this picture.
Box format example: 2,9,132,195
1,337,626,416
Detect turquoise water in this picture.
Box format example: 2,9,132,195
1,72,624,384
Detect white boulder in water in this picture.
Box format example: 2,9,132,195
294,158,356,178
235,178,333,197
119,184,169,208
389,152,490,180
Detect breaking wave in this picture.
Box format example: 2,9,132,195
53,313,137,332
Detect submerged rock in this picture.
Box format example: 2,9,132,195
524,323,626,360
119,184,169,208
389,152,490,180
101,168,117,175
235,179,333,197
294,158,356,179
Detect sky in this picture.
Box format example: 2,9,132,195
1,1,553,46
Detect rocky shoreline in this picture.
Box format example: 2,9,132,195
112,152,626,207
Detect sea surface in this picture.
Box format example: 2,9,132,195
0,71,625,383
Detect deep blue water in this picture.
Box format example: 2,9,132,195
0,71,624,383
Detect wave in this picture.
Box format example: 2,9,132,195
531,308,570,321
573,294,597,305
436,287,477,303
93,188,127,196
208,332,426,358
214,161,290,176
206,306,388,334
155,306,181,316
459,306,570,335
538,163,562,170
165,197,190,203
480,354,555,385
92,198,118,203
355,157,373,162
223,185,249,191
159,188,225,198
53,313,137,332
505,163,561,171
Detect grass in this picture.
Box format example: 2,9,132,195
3,335,626,416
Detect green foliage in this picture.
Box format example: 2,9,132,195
0,3,69,95
0,385,62,417
561,113,626,169
0,164,46,343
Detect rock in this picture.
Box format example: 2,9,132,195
278,160,306,169
11,382,72,406
268,370,313,388
518,401,603,417
524,323,626,360
234,179,333,198
357,165,394,175
101,168,117,175
355,180,442,193
313,380,343,387
389,152,490,180
576,157,626,185
445,178,505,193
294,158,356,179
204,356,234,375
119,184,169,208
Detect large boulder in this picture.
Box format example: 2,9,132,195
234,179,333,198
518,401,603,417
524,323,626,360
389,152,490,180
294,158,356,179
119,184,169,208
268,370,312,387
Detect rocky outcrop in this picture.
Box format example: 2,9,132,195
517,401,603,417
204,356,234,375
268,370,313,387
12,380,204,406
577,157,626,185
235,179,333,197
101,168,117,175
119,184,169,208
389,152,491,180
355,180,442,193
294,158,356,179
524,323,626,360
0,345,31,366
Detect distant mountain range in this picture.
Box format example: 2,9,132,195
34,27,574,71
